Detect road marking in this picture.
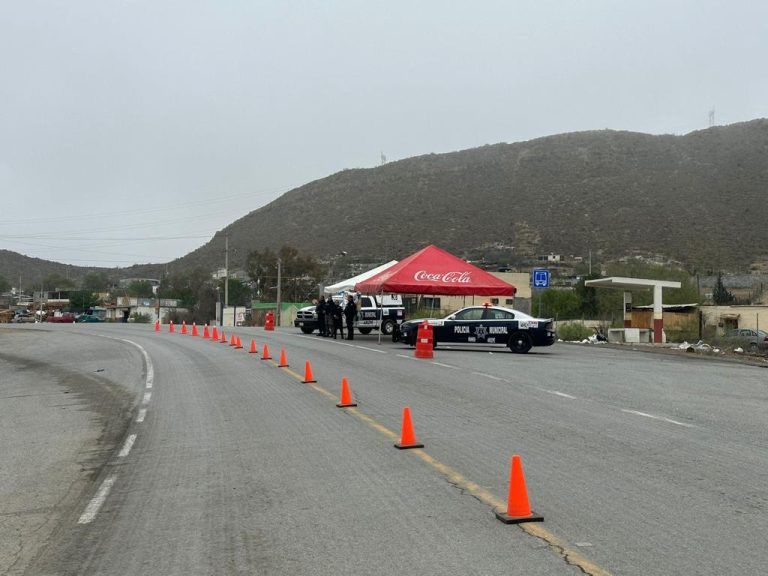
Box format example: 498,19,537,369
471,371,503,381
621,409,694,428
545,390,576,399
354,345,388,354
272,355,614,576
397,354,416,360
78,474,117,524
118,434,137,457
431,361,460,369
142,392,152,404
136,408,147,423
118,338,154,390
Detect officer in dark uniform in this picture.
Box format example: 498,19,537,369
316,296,327,336
343,294,357,340
331,299,344,339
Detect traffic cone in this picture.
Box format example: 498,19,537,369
181,321,188,335
278,347,289,367
249,339,257,353
211,326,219,341
303,360,317,383
203,324,210,339
154,320,160,332
261,343,272,360
169,321,175,333
229,334,237,347
495,455,544,524
220,330,227,343
235,336,243,349
394,406,423,449
336,377,357,407
192,323,199,337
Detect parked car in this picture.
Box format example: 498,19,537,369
75,314,104,323
397,305,555,354
47,313,77,323
723,328,768,352
12,310,34,323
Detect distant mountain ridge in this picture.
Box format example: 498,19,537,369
3,119,767,286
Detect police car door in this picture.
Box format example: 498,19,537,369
450,307,484,344
481,307,515,345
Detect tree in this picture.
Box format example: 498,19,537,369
0,275,9,293
68,290,101,312
246,245,324,302
127,280,155,298
218,277,251,307
82,272,110,292
42,273,75,291
712,272,735,305
537,288,582,320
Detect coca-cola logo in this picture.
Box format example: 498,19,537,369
414,270,471,283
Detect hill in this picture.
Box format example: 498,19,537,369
176,118,768,273
3,119,768,287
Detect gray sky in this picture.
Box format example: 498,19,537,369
1,0,766,268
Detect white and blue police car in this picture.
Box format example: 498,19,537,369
396,305,555,354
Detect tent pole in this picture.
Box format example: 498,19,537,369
378,290,383,344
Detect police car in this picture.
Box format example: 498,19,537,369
397,305,555,353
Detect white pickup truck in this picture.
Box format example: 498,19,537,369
294,293,406,336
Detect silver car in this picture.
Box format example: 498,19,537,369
723,328,768,352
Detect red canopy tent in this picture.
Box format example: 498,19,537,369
354,245,516,296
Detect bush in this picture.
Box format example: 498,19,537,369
130,313,152,324
557,322,594,341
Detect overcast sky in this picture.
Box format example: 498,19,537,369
1,0,766,268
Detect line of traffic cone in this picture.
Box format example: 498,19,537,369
394,406,424,449
203,324,210,339
181,321,188,335
495,455,543,524
211,326,219,341
249,339,257,353
278,347,289,367
154,320,160,332
169,321,175,333
261,343,272,360
220,331,227,344
192,323,199,337
229,334,237,347
336,377,357,407
235,336,243,349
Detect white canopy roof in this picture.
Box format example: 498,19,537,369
323,260,398,294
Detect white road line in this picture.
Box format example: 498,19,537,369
142,392,152,404
78,474,117,524
118,434,137,457
621,409,695,428
545,390,577,399
118,338,154,390
431,362,460,369
354,345,388,354
136,408,147,423
471,371,503,381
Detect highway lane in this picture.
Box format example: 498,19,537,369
6,324,767,575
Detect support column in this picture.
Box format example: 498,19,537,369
653,284,663,344
623,291,632,328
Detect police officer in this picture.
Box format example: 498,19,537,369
332,299,344,339
316,295,327,336
343,294,357,340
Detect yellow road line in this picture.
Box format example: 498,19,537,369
274,358,613,576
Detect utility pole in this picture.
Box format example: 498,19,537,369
224,234,229,310
276,257,282,328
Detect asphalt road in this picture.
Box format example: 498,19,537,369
2,323,767,575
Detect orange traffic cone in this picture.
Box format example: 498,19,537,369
336,377,357,407
249,339,257,353
181,321,188,335
203,324,210,339
192,323,199,337
154,320,160,332
211,326,218,341
495,455,544,524
303,360,317,383
229,334,237,347
394,406,424,449
261,343,272,360
278,347,289,367
220,330,227,343
169,321,175,333
235,336,243,349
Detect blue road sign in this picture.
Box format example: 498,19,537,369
533,269,550,289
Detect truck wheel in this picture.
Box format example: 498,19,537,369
381,319,396,335
508,332,532,354
300,327,314,334
358,328,373,335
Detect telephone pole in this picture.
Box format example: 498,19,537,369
224,234,229,309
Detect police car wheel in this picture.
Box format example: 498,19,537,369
381,319,396,335
508,332,532,354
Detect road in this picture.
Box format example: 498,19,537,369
2,323,767,575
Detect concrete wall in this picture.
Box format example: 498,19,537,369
700,305,768,333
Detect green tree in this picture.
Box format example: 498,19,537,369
218,278,251,307
574,273,601,318
42,273,76,291
127,280,155,298
712,272,734,305
537,288,582,319
246,245,324,302
82,272,110,292
68,290,101,312
0,275,10,293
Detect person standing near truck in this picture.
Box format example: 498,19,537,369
343,294,357,340
316,295,327,336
